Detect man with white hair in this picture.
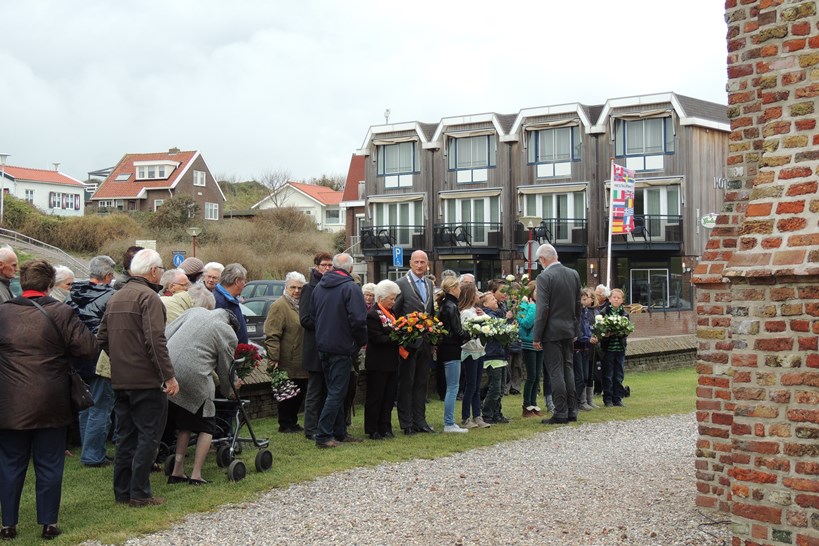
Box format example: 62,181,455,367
159,268,190,297
309,253,367,448
97,248,179,507
0,246,18,303
214,263,249,344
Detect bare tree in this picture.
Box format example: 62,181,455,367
257,169,292,208
307,173,346,192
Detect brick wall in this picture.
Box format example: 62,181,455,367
695,1,819,544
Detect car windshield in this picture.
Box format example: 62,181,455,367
243,300,268,315
239,303,258,317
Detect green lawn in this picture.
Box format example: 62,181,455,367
14,366,698,545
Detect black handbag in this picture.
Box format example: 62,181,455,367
24,297,95,412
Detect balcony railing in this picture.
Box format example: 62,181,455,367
360,225,426,253
514,218,588,246
433,222,503,248
607,214,683,244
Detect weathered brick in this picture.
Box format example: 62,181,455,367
789,102,814,116
800,53,819,68
796,83,819,97
731,467,779,483
788,408,819,424
794,493,819,509
770,287,795,300
779,166,814,179
760,106,782,122
776,201,805,214
733,501,782,523
746,202,773,216
754,337,794,351
784,38,806,52
760,237,783,249
786,181,818,195
794,150,819,162
764,320,787,332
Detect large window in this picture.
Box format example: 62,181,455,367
527,126,581,178
614,117,674,171
377,142,417,188
523,191,586,243
444,195,500,244
372,201,423,245
447,135,496,183
633,185,680,241
205,202,219,220
137,165,169,180
325,208,340,225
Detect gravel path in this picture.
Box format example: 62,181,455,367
100,413,732,546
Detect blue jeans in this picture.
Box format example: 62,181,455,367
522,349,543,408
573,350,591,403
442,360,461,426
79,375,116,465
461,356,484,421
602,350,626,404
316,352,352,444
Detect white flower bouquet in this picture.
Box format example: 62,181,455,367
592,314,634,338
464,315,520,346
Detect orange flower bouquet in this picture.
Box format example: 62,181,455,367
389,311,447,348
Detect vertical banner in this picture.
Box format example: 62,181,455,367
606,162,636,288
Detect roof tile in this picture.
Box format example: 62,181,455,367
92,150,198,200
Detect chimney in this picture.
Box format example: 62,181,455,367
168,147,180,155
53,162,60,171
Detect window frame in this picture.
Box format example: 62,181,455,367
204,202,219,220
614,117,675,171
193,170,207,187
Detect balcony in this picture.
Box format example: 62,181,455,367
514,218,588,254
433,222,503,256
607,214,683,251
360,225,426,256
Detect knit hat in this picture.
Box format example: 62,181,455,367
179,257,204,276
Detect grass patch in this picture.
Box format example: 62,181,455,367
13,367,697,545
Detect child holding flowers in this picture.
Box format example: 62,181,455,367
595,288,633,407
479,292,510,424
458,283,490,429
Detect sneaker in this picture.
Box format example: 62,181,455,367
443,424,468,433
462,417,478,429
128,496,165,507
522,408,535,417
473,416,491,428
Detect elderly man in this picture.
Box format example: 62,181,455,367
159,268,190,297
202,262,224,292
67,255,117,468
309,253,367,448
532,243,582,426
0,246,18,303
214,263,249,344
393,249,436,435
97,249,179,507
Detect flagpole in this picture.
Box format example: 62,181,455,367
606,160,615,289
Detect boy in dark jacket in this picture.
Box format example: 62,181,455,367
480,293,510,424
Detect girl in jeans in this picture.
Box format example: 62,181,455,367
517,282,544,417
435,277,471,433
458,283,489,429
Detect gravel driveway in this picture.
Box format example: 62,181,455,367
102,413,732,546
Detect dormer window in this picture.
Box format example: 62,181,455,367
193,170,206,187
447,134,497,184
134,160,178,180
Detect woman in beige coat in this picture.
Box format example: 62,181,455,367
264,271,307,433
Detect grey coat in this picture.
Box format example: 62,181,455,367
165,307,238,417
532,262,582,343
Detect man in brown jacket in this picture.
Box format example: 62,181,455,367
98,248,179,507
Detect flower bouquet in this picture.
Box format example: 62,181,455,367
500,274,532,314
464,315,520,346
389,311,448,348
233,343,263,379
265,364,301,402
592,314,634,338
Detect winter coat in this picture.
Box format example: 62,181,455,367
311,269,367,356
165,307,237,417
482,306,509,360
214,284,248,344
66,280,113,379
263,295,307,380
364,305,400,373
435,293,470,362
0,277,12,303
598,301,630,353
299,269,322,373
517,300,540,351
161,290,194,324
97,276,176,390
0,295,98,429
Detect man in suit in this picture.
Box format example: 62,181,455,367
393,250,435,434
532,243,582,425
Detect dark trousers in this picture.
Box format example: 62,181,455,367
431,359,446,401
573,349,591,400
364,370,398,435
544,338,577,419
277,378,308,429
602,350,627,404
461,355,484,420
113,389,168,502
522,349,543,408
316,353,352,443
303,371,327,437
397,345,430,430
0,427,66,526
482,366,505,420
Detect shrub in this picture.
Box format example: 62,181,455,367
0,195,39,230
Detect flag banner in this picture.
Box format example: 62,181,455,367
610,163,635,235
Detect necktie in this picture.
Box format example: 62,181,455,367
416,278,427,302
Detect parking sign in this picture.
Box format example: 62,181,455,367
392,246,403,267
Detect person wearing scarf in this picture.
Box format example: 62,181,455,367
263,271,308,433
363,279,403,440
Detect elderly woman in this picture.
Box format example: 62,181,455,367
0,260,98,540
363,279,402,440
50,265,75,302
264,271,308,433
165,290,238,486
202,262,224,292
361,283,376,309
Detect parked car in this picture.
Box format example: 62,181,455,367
241,280,285,300
10,278,21,297
240,297,276,343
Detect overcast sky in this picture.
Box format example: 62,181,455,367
1,0,728,183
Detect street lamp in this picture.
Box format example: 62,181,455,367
186,226,202,257
519,215,542,278
0,153,9,226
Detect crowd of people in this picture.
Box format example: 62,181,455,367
0,241,632,538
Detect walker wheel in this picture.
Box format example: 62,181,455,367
216,445,232,468
255,449,273,472
164,454,175,477
227,459,246,482
233,442,243,455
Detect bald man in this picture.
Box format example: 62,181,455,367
0,246,18,303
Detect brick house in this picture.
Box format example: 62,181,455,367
0,165,87,217
695,2,819,545
91,148,226,221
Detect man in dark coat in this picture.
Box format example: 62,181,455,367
393,250,436,435
532,243,582,425
309,253,367,448
213,263,249,344
67,255,117,467
299,252,333,441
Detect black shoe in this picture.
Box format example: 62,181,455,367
494,416,510,424
613,400,625,407
604,401,614,407
567,414,577,422
1,526,16,540
509,388,521,395
337,435,363,443
403,427,416,436
188,478,209,486
305,433,316,441
42,525,61,540
83,458,113,468
382,431,395,439
167,475,188,485
541,416,568,425
413,424,435,433
368,432,384,440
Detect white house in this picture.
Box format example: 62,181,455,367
1,165,87,217
251,181,345,232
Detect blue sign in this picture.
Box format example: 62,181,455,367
392,246,403,267
172,251,186,268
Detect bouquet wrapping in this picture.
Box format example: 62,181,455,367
233,343,263,379
592,314,634,338
464,315,520,346
265,363,301,402
389,311,448,348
